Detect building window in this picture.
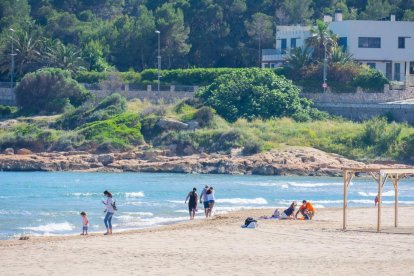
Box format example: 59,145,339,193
290,38,297,48
281,39,287,53
338,37,347,50
358,37,381,48
394,63,401,81
367,63,376,69
410,61,414,74
398,37,406,49
386,62,392,79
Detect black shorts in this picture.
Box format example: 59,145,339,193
189,204,196,211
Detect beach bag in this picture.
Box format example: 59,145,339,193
244,217,257,227
111,200,118,211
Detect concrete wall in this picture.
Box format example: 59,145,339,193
315,103,414,124
302,85,414,104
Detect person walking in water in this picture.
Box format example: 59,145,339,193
185,188,198,220
200,185,209,218
206,187,215,217
102,190,115,235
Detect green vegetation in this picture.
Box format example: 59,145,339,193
197,69,327,122
14,68,91,114
1,0,414,80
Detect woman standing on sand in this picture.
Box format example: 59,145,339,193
102,190,115,235
206,187,215,217
185,188,198,220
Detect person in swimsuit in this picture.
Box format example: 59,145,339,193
185,188,198,220
281,201,297,219
206,187,215,217
199,185,209,218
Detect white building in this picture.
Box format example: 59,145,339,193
262,12,414,84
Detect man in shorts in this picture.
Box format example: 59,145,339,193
200,185,209,218
295,200,315,220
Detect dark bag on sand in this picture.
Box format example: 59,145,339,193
111,200,118,211
244,217,257,226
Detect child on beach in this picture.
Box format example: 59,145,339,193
80,211,89,235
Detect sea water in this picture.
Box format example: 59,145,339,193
0,172,413,239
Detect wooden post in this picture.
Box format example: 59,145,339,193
394,176,399,228
377,173,382,233
343,171,348,230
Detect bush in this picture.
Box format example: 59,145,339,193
75,71,141,84
242,140,262,155
78,113,143,151
194,107,215,127
0,105,16,117
15,68,91,114
140,68,239,86
57,93,127,129
398,134,414,162
197,68,314,122
353,66,389,92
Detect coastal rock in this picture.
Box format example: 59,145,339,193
157,118,188,131
97,154,114,165
17,148,33,155
4,148,14,155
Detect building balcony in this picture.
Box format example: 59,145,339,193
262,49,287,62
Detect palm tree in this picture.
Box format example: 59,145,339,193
330,46,354,64
306,20,337,61
44,40,85,74
285,46,312,71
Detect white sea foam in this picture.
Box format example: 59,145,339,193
0,210,32,216
215,198,268,205
122,212,153,217
240,182,288,188
71,192,96,197
168,200,185,204
21,222,75,233
287,182,343,188
125,192,145,198
358,190,395,197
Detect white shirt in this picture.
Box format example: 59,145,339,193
104,197,115,213
201,188,208,202
207,191,215,201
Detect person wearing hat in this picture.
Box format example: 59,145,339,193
295,200,315,220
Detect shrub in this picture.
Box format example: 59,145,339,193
15,68,91,114
197,68,313,122
57,93,127,129
194,107,215,127
0,105,16,117
353,66,389,92
242,140,262,156
398,134,414,162
78,113,143,150
75,71,141,84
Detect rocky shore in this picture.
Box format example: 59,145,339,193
1,146,410,176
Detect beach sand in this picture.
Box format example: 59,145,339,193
1,207,414,275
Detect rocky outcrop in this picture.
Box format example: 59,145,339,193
0,147,411,175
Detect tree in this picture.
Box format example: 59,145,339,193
15,68,91,114
82,40,111,72
245,13,274,67
360,0,392,20
306,20,337,61
0,0,31,32
285,46,313,72
156,3,191,68
330,46,354,64
282,0,314,25
197,69,316,122
45,40,86,74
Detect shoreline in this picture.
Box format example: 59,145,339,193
1,147,412,176
1,207,414,275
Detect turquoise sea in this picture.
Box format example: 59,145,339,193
1,172,413,239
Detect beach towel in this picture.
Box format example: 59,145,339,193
241,221,258,228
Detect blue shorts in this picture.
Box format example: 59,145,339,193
83,226,88,231
203,201,209,209
209,200,215,204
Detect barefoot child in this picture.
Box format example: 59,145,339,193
80,211,89,235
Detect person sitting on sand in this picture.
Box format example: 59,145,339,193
295,200,315,220
200,185,209,218
102,190,115,235
259,209,281,219
185,187,198,220
281,201,297,220
206,187,215,217
80,211,89,235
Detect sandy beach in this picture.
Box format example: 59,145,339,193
1,206,414,276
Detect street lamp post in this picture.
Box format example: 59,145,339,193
10,28,16,94
323,41,328,92
155,30,161,92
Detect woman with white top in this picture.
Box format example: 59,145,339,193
206,187,215,217
102,190,115,235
